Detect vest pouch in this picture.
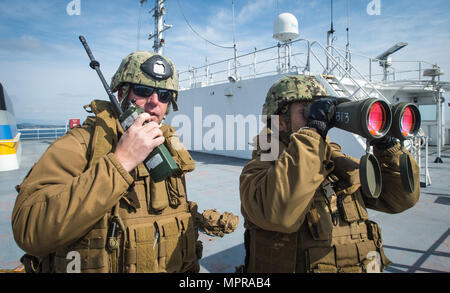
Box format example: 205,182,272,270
366,220,392,270
247,229,297,273
305,247,337,273
150,179,169,212
355,240,384,273
125,222,158,273
53,217,109,273
155,217,183,272
334,244,363,273
176,213,197,264
353,190,369,220
306,199,332,241
339,194,360,223
307,244,365,273
165,176,186,208
54,249,109,273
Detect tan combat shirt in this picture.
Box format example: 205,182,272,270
240,128,420,234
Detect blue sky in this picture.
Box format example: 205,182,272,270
0,0,449,124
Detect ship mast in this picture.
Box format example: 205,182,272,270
142,0,173,54
345,0,351,73
326,0,335,73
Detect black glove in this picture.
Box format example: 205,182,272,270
305,98,338,139
369,135,398,150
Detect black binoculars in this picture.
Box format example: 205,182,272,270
306,98,421,198
328,98,421,141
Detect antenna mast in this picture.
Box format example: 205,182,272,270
345,0,351,73
145,0,173,54
326,0,335,73
232,0,238,79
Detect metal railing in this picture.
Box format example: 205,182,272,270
309,41,389,102
411,135,431,186
18,128,67,140
177,37,436,92
331,46,435,82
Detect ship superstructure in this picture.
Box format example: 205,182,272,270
157,5,450,166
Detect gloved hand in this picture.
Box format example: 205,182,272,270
305,98,338,139
369,135,398,150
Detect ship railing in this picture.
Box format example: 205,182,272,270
410,135,431,187
308,40,389,102
18,128,67,141
330,46,435,82
178,40,311,89
177,38,435,94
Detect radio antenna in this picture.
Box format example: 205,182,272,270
326,0,335,72
345,0,351,71
232,0,238,79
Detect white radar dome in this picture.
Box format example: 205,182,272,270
273,13,299,42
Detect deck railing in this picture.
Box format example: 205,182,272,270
178,38,436,90
18,128,67,140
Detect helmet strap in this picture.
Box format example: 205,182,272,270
280,111,292,145
266,103,292,144
119,84,131,111
282,111,292,134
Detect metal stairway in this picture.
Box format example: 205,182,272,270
307,41,390,102
321,75,352,97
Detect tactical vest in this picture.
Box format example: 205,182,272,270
39,100,201,273
244,146,392,273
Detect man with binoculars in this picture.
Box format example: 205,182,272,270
239,75,420,273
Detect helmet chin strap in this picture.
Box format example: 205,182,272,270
268,107,292,145
119,84,131,111
279,111,292,145
282,110,292,134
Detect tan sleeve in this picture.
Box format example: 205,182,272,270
239,129,333,234
363,143,420,213
11,127,134,257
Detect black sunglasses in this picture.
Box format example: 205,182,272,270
131,84,175,103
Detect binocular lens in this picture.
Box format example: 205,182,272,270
389,102,421,140
367,102,386,136
401,106,415,137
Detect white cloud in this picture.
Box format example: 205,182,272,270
236,0,274,25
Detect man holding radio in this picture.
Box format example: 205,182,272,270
12,51,202,273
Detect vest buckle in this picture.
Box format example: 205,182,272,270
322,182,336,200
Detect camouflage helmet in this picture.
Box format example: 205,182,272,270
262,75,329,116
110,51,179,110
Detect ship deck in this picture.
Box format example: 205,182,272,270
0,139,449,273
